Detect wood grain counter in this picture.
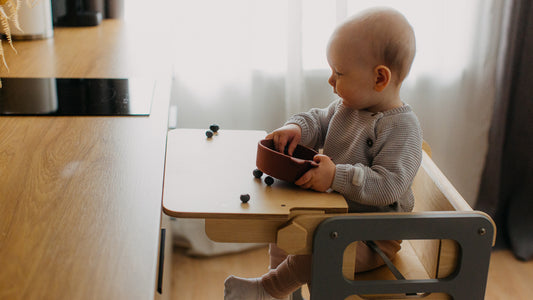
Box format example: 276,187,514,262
0,20,172,299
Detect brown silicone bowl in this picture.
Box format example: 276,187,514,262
256,139,318,183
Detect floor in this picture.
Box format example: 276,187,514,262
171,245,533,299
171,246,271,300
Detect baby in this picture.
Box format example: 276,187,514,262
225,7,422,300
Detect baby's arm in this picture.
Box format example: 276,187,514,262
267,99,340,155
285,100,341,150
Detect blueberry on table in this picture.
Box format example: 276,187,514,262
240,194,250,203
253,169,263,178
209,124,220,132
205,130,214,138
265,176,274,186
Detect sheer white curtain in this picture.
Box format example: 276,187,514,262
126,0,505,206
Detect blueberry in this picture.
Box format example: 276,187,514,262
265,176,274,186
253,169,263,178
209,124,220,133
205,130,214,138
240,194,250,203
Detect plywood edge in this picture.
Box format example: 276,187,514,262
420,152,472,212
205,218,283,243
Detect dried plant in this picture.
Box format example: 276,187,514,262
0,0,22,71
0,0,38,72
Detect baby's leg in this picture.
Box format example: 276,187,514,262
355,240,402,272
224,244,290,300
269,243,288,269
224,244,309,300
261,253,312,299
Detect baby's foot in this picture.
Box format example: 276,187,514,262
224,275,288,300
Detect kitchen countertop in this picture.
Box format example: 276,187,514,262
0,20,172,299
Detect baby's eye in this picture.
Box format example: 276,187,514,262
335,71,343,76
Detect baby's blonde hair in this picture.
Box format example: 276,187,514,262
371,10,416,83
348,8,416,83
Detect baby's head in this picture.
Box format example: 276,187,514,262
331,8,416,84
327,8,416,111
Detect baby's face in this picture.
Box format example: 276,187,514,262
326,9,413,112
326,34,377,111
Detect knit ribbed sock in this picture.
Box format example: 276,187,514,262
224,275,288,300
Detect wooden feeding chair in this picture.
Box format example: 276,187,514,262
280,143,496,300
162,130,495,299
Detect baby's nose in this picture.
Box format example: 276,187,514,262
328,75,336,87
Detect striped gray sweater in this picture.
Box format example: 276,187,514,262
286,99,423,213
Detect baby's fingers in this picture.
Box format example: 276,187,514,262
273,134,288,153
295,171,312,189
286,140,298,156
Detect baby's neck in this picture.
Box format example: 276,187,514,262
366,95,403,113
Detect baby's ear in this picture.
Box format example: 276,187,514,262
374,65,391,92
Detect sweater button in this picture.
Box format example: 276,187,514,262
366,138,373,147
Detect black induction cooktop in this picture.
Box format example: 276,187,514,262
0,78,154,116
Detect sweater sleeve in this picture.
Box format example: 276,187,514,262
284,100,340,150
330,112,423,211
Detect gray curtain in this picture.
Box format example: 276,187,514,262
476,0,533,261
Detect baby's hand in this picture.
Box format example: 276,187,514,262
295,154,335,192
265,124,302,156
